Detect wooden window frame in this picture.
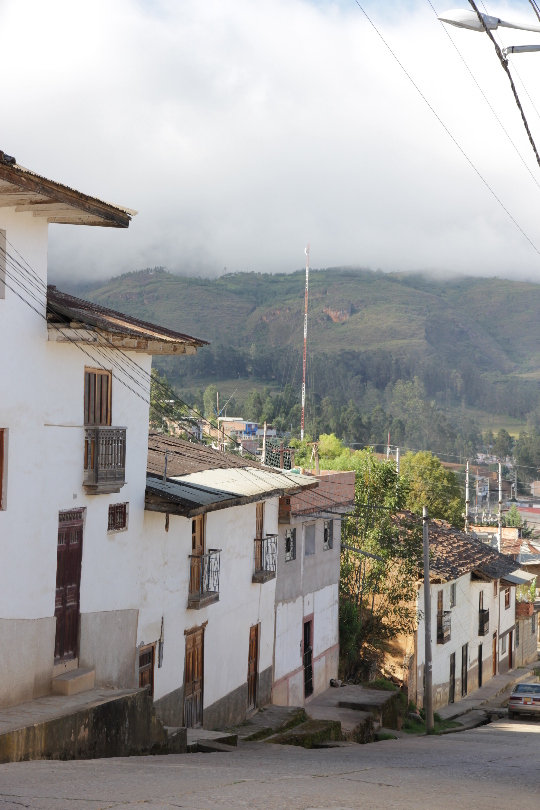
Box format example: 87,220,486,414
0,428,5,510
323,519,333,551
108,502,128,532
501,634,506,655
450,583,456,608
84,368,112,426
256,502,264,540
504,588,511,610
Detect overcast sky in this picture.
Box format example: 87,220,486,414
2,0,540,282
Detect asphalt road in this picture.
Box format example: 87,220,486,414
1,718,539,810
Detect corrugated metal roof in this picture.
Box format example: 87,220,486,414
175,467,316,498
148,433,251,477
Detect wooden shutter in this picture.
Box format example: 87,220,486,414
256,502,264,540
84,369,112,426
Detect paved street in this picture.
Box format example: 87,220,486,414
1,718,539,810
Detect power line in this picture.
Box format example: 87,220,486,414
352,0,540,260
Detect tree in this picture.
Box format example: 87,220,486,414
504,503,523,528
400,451,464,528
338,451,422,680
493,428,513,459
203,385,218,421
149,368,190,433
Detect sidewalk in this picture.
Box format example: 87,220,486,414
438,660,539,720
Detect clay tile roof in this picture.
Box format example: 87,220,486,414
47,286,208,347
395,512,519,582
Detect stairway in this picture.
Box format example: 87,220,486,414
52,667,95,696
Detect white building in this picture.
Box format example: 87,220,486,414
408,521,520,710
272,470,355,705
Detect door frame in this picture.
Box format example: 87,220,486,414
492,632,497,677
183,622,206,728
508,630,513,670
303,615,314,700
478,643,483,688
449,652,456,704
54,508,85,664
247,623,260,712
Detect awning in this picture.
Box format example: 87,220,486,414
501,569,536,586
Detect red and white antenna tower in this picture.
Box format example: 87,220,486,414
301,244,310,441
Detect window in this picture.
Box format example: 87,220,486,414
84,368,112,425
501,635,506,655
494,580,498,597
305,524,315,556
516,622,520,647
479,590,484,611
0,428,5,510
504,588,511,610
0,229,5,299
533,614,537,635
285,528,296,562
323,520,333,551
108,503,128,532
450,583,456,608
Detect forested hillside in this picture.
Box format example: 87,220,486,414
65,266,540,460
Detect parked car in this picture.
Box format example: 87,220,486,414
508,683,540,719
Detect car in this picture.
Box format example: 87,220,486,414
508,683,540,719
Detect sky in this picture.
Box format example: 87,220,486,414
2,0,540,282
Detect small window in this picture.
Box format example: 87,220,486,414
0,229,5,300
138,644,154,696
256,502,264,540
323,520,333,551
305,524,315,556
0,428,5,510
84,368,112,426
533,614,537,635
494,580,498,597
505,588,511,610
108,503,128,532
501,635,506,655
479,590,484,611
516,622,520,647
285,528,296,562
450,583,456,608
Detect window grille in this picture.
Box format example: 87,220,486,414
323,520,333,551
108,503,128,531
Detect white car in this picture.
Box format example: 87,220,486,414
508,683,540,719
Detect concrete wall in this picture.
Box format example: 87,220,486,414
140,499,278,728
272,516,340,706
515,614,538,668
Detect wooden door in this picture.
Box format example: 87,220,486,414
184,629,204,728
449,652,455,704
461,643,468,697
303,620,313,698
508,631,513,670
139,645,154,696
478,644,483,688
54,512,84,662
492,633,497,676
190,516,204,595
247,624,259,711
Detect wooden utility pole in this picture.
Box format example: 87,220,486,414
423,505,434,733
465,460,470,532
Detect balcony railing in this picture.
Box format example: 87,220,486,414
252,534,278,583
84,427,126,494
188,550,221,609
478,608,490,636
437,611,451,644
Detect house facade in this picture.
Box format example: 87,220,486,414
407,522,521,711
272,470,355,706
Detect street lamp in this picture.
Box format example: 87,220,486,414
438,9,540,34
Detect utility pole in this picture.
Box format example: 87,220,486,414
465,460,470,532
515,466,518,500
498,461,502,551
386,431,391,459
300,244,309,442
423,505,434,733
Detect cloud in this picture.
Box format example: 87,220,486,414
2,0,540,281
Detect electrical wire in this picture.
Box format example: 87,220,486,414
352,0,540,260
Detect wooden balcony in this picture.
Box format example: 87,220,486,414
83,427,126,494
188,550,221,609
252,534,277,584
478,608,490,636
436,611,451,644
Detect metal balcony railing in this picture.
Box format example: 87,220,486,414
84,426,126,494
437,611,451,644
478,608,490,636
253,534,278,583
188,550,221,608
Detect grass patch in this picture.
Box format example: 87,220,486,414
401,711,462,735
364,678,399,692
375,732,398,741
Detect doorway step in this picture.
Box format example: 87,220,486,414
52,667,95,696
0,687,187,764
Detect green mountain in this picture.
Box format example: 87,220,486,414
65,267,540,450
